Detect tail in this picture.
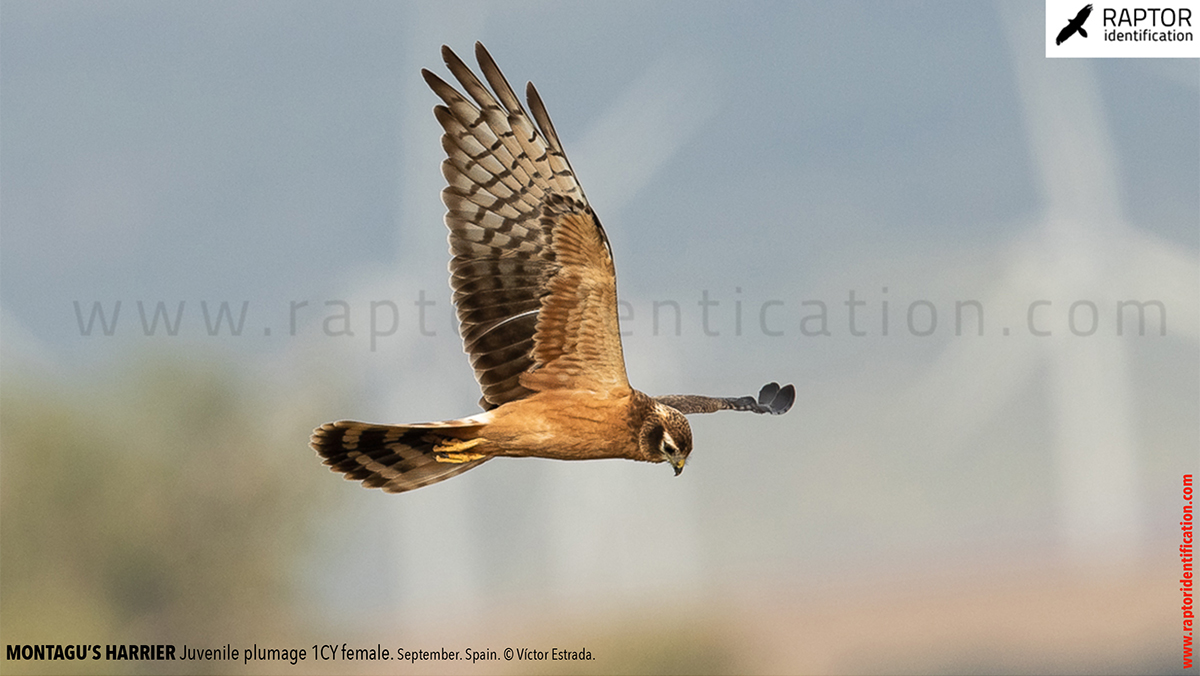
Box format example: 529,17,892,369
311,419,489,493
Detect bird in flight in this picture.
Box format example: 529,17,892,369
311,43,794,493
1056,4,1093,45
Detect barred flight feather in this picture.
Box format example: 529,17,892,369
424,42,627,408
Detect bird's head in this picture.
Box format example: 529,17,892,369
641,402,693,476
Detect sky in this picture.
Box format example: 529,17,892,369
2,1,1198,672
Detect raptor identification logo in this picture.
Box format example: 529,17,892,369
1046,0,1200,56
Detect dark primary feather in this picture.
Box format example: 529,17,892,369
656,382,796,416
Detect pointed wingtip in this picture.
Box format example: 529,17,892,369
757,382,780,406
758,382,795,415
774,384,796,415
474,41,494,69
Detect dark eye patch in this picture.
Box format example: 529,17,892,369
646,425,664,448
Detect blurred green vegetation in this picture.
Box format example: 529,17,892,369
1,351,339,672
0,347,1183,675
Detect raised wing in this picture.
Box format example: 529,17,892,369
424,43,630,408
656,382,796,416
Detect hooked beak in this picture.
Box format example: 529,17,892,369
669,455,685,476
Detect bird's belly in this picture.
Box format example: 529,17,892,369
482,391,633,461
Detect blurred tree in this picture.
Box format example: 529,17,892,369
1,351,338,668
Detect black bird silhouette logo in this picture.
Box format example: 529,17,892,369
1056,4,1093,45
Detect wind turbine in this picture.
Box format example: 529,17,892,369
895,3,1200,566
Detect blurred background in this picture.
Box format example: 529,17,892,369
2,1,1197,674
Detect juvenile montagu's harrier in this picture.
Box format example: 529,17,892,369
311,43,794,493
